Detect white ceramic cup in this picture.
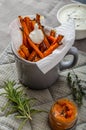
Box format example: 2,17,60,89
12,44,78,89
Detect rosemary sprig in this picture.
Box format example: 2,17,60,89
0,81,47,130
67,70,86,106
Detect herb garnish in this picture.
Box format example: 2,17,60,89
67,70,86,106
0,81,47,130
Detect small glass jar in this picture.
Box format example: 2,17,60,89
49,98,78,130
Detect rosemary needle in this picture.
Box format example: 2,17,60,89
0,80,47,130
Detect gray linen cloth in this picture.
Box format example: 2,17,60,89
0,55,86,130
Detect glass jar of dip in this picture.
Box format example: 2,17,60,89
49,98,78,130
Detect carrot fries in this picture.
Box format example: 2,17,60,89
18,14,64,62
19,16,44,59
20,44,30,58
36,14,50,48
44,42,59,57
18,49,26,59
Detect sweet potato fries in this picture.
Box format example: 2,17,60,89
18,14,64,62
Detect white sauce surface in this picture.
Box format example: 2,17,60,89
58,4,86,30
29,23,44,44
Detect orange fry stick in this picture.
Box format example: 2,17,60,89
56,35,64,43
47,35,56,43
39,42,47,52
28,50,36,61
19,16,28,47
28,44,39,61
40,26,50,48
44,42,59,57
36,14,41,24
19,16,44,59
20,44,30,58
50,30,56,37
33,56,40,62
18,49,26,59
19,16,29,35
47,34,64,45
43,36,50,48
36,14,50,48
24,17,34,33
51,35,64,45
23,32,28,46
27,37,44,58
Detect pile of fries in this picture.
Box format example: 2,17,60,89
18,14,64,62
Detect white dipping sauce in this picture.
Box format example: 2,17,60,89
29,23,44,44
58,4,86,30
